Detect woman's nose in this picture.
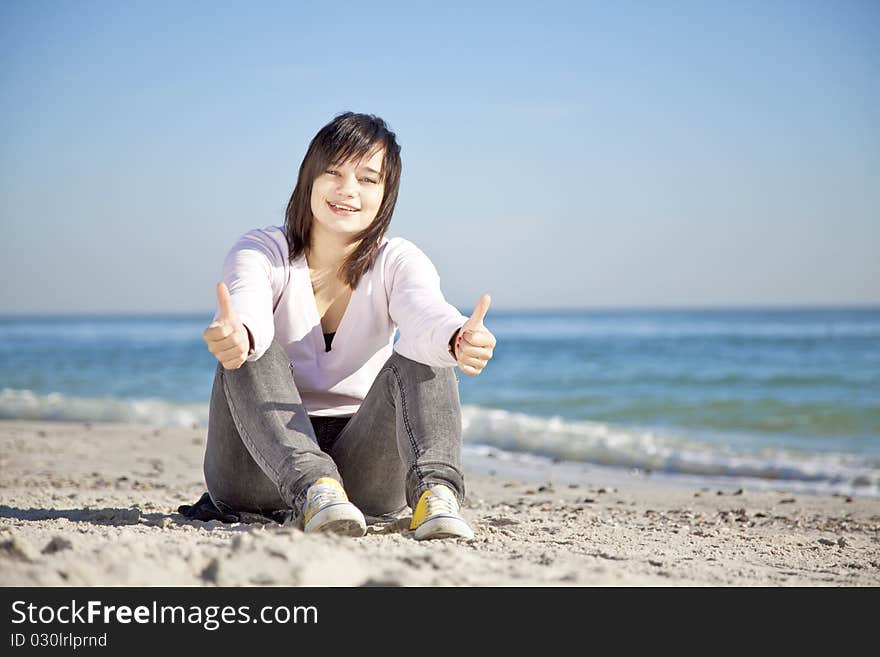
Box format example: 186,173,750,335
337,174,358,197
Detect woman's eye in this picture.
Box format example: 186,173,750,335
326,170,339,176
361,178,378,184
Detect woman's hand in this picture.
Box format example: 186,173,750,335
454,294,496,376
203,283,251,370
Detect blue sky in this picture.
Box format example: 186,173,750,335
1,0,878,313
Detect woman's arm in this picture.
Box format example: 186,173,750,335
387,239,496,374
214,228,287,362
386,240,470,368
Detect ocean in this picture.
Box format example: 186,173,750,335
2,308,878,497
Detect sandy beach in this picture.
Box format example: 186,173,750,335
1,419,878,586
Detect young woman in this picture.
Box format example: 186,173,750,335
200,112,496,539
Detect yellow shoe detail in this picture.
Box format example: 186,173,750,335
409,484,474,540
302,477,365,536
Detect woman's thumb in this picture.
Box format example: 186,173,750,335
463,294,491,331
216,283,237,323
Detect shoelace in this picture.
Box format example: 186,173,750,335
308,484,345,510
425,490,458,517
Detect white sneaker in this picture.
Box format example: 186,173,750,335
409,484,474,540
302,477,366,537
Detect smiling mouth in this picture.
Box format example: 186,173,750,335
328,201,360,213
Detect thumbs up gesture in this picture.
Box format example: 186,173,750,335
203,283,251,370
453,294,496,377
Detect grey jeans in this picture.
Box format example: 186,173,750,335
203,339,466,523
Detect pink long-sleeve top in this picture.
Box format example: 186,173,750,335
215,226,469,417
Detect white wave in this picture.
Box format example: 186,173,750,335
0,388,207,428
2,388,876,496
460,405,879,495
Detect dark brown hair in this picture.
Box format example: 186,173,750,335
284,112,402,287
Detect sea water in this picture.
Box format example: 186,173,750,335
2,308,878,496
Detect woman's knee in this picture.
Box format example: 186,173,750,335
384,351,459,390
225,337,291,374
219,338,302,403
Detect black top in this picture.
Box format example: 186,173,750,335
323,331,336,352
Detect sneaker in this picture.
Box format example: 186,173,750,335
302,477,366,537
409,484,474,540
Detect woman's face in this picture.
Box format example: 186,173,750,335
310,148,386,240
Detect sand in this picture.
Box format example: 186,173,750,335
1,420,878,586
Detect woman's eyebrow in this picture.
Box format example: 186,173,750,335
330,160,382,175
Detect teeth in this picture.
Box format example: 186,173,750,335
330,203,358,211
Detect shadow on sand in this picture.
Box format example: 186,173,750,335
0,505,254,532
